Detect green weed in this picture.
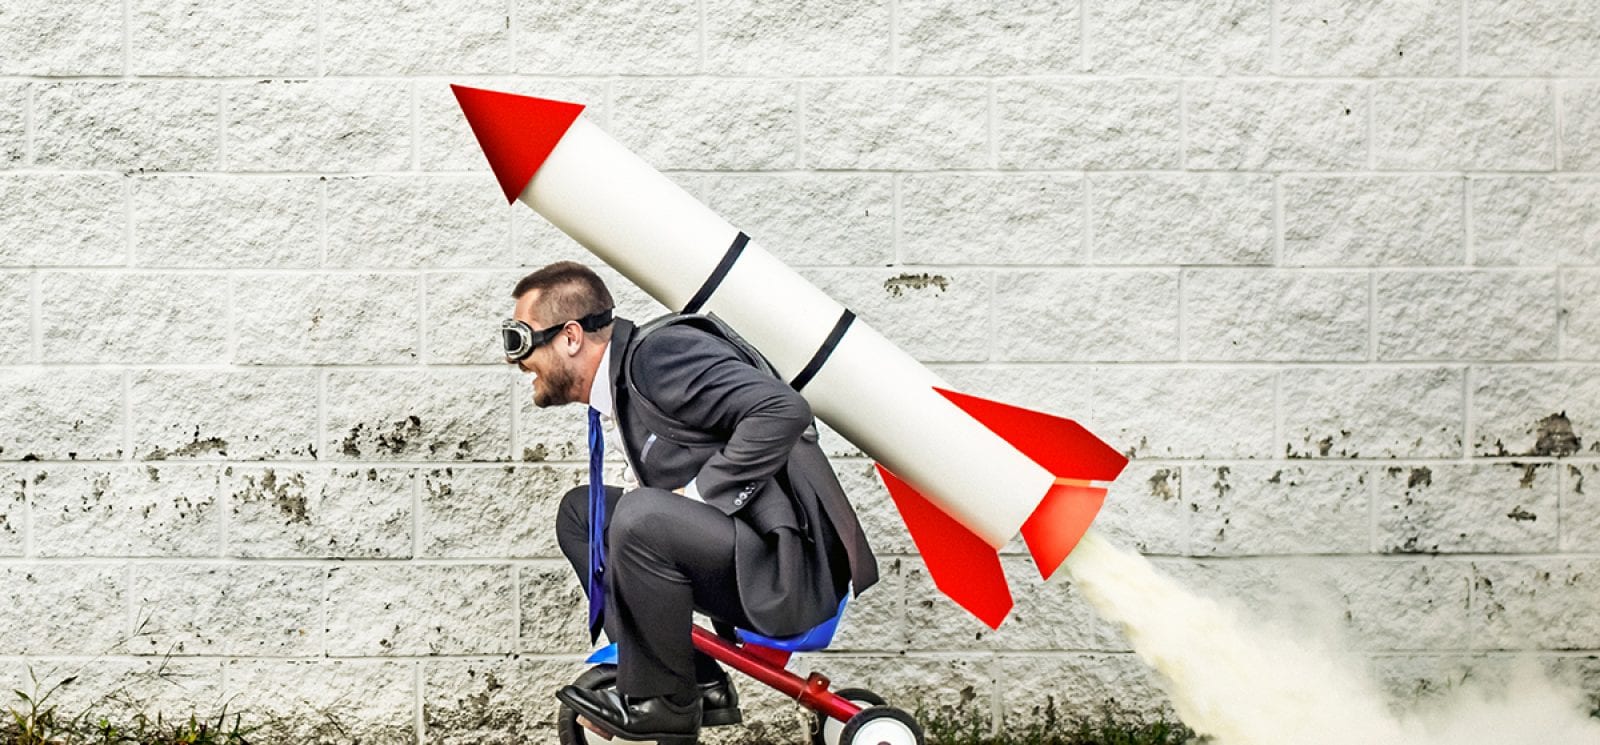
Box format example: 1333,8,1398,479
920,697,1201,745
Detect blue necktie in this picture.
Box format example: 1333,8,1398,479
586,407,606,638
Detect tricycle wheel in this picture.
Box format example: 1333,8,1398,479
813,688,886,745
837,706,923,745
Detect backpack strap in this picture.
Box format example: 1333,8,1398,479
623,313,777,447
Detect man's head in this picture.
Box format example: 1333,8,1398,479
507,262,615,408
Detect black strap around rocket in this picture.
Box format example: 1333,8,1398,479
679,231,855,393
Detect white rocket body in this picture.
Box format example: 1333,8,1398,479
454,85,1128,628
528,117,1047,549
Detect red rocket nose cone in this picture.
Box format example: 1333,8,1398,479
451,84,586,204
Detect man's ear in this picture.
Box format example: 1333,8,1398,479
560,322,584,357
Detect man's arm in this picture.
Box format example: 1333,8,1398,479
632,325,810,513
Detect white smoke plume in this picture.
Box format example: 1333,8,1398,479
1063,530,1600,745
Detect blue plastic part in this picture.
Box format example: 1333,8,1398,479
585,643,619,665
737,594,850,652
580,593,852,666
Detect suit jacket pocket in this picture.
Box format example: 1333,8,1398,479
742,478,800,535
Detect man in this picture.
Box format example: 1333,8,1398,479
503,262,877,742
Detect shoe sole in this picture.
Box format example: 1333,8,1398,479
557,689,702,743
702,708,742,727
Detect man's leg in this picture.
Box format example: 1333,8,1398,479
555,483,624,591
605,487,750,699
555,485,738,688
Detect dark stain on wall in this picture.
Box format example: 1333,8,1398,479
1147,469,1177,501
1533,412,1580,457
883,273,950,297
234,468,311,525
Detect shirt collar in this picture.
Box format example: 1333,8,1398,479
588,341,614,419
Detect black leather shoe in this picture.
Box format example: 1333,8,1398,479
699,677,741,727
557,685,701,742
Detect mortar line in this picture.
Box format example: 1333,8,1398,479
22,456,35,559
1551,81,1564,171
1364,83,1375,170
414,661,426,745
0,358,1581,373
1556,268,1566,361
889,0,899,73
511,563,522,658
121,0,131,77
29,265,41,364
986,652,1001,736
122,370,133,463
6,72,1600,84
1078,0,1087,71
795,81,807,168
890,173,902,265
1272,370,1283,464
412,449,424,560
1457,0,1468,76
506,0,517,71
1463,175,1475,266
1081,172,1093,264
317,368,328,463
1176,268,1187,362
3,166,1590,178
1367,462,1378,553
409,82,420,171
215,85,226,171
0,556,591,568
1268,0,1279,72
416,273,427,365
1367,271,1376,361
225,271,237,367
1272,176,1283,266
1461,365,1474,461
318,559,329,658
318,178,329,267
697,0,707,71
22,83,33,166
986,81,997,169
509,373,522,462
1557,459,1567,553
126,563,136,643
1178,84,1188,170
315,0,327,78
123,176,133,268
14,452,1594,469
983,271,996,362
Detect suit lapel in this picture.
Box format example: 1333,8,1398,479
605,319,642,477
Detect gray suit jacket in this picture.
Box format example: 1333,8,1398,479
609,317,878,637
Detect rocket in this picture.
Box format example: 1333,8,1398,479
453,85,1129,629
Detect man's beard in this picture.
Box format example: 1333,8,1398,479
532,363,579,408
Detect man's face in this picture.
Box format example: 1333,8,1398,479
511,290,581,408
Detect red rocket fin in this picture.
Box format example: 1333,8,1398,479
1021,481,1106,580
933,388,1128,482
451,85,585,204
876,464,1012,629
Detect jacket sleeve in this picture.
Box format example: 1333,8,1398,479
630,326,811,514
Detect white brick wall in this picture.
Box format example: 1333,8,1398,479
2,1,1598,741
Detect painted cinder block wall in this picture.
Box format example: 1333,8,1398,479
2,1,1599,741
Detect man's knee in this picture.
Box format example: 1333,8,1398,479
555,484,591,557
608,488,679,545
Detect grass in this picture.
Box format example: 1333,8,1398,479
920,697,1202,745
2,667,259,745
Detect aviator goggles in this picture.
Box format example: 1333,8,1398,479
501,309,614,362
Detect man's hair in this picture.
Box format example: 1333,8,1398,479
512,262,616,339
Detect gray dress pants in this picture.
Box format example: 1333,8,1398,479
556,484,754,697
